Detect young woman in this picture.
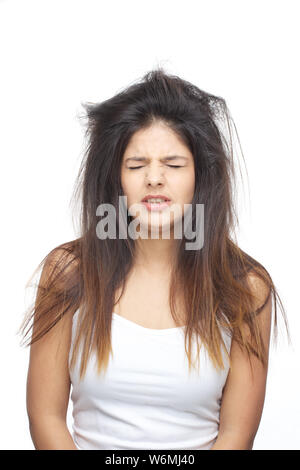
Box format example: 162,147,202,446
20,68,289,450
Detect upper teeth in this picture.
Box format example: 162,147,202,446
146,198,167,203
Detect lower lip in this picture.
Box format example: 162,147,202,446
141,201,171,211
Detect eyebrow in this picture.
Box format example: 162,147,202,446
125,155,189,162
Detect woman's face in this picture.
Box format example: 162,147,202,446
121,121,195,237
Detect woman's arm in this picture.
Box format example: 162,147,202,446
210,274,272,450
26,251,78,450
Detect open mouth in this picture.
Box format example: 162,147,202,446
141,200,172,211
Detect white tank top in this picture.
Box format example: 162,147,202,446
69,309,232,450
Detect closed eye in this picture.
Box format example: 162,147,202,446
128,165,183,170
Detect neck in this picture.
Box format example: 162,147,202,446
133,236,179,274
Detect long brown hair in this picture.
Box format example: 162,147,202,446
19,67,290,379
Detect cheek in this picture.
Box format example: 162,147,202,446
174,172,195,202
120,170,132,195
121,172,140,205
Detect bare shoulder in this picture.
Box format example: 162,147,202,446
214,270,273,448
41,241,80,286
242,269,273,345
26,243,80,421
246,270,272,312
31,241,80,353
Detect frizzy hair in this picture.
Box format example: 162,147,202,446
19,67,290,379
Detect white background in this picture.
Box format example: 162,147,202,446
0,0,299,450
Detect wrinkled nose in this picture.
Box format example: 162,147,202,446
145,165,165,187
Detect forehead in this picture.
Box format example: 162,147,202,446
123,122,193,159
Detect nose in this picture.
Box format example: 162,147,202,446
145,164,165,187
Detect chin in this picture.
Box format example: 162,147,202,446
138,216,183,239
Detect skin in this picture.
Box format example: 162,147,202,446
26,251,78,449
26,121,272,449
210,276,272,450
121,120,195,273
121,121,272,449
